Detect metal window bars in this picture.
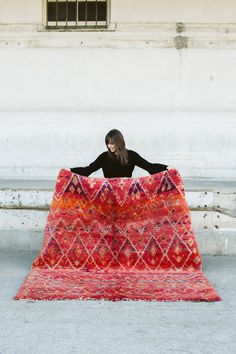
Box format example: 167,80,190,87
46,0,108,29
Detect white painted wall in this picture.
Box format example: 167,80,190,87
0,1,236,181
0,48,235,180
111,0,236,23
0,0,43,24
1,0,236,24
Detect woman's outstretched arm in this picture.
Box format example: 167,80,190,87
70,152,104,176
132,150,168,174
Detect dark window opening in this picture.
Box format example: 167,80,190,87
47,0,108,29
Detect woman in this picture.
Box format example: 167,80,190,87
70,129,171,178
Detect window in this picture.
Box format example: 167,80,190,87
46,0,108,29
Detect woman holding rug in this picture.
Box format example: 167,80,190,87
70,129,171,178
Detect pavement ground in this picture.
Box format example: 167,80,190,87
0,251,236,354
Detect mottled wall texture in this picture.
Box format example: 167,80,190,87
0,0,235,180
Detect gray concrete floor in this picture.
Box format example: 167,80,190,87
0,251,236,354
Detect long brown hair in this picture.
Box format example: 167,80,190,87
105,129,129,165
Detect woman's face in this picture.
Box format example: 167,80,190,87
107,141,117,153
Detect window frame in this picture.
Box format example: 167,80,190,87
43,0,111,31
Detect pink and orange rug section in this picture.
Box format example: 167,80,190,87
14,168,221,301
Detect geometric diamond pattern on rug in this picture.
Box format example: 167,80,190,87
14,168,222,302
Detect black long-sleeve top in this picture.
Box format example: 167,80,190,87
70,150,168,178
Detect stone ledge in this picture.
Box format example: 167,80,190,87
0,179,235,231
0,208,235,232
0,222,235,255
0,177,235,254
0,178,235,216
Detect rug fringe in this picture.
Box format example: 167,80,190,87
13,295,222,302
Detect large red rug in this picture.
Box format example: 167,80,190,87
14,168,221,302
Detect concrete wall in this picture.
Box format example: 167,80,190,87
0,1,236,181
111,0,236,23
0,0,43,24
0,48,236,180
1,0,236,25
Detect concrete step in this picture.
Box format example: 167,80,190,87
0,178,235,254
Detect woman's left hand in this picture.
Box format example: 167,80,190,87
167,165,175,170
